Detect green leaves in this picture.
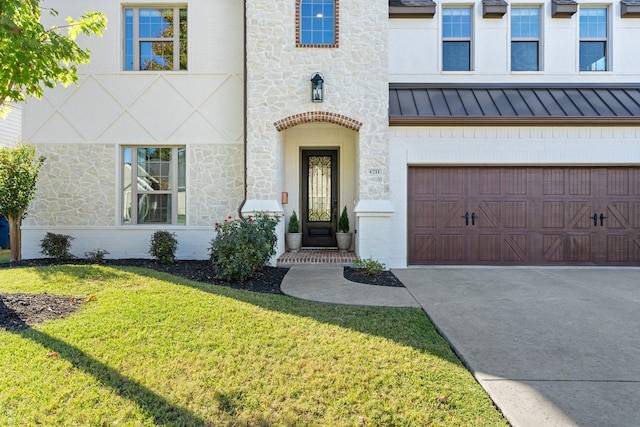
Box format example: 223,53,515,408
0,144,45,220
0,1,107,116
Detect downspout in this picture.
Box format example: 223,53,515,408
238,0,248,219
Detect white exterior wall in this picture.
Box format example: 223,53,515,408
390,0,640,82
21,0,245,259
0,104,22,146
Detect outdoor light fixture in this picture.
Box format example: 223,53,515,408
311,73,324,103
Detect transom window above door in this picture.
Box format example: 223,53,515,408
297,0,338,47
124,7,187,71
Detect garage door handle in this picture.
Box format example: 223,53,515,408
463,212,469,226
600,213,608,226
592,213,598,227
471,212,477,226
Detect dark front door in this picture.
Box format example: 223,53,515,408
302,150,338,247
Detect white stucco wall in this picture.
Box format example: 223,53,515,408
390,0,640,83
21,0,245,259
0,104,22,146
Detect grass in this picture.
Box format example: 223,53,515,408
0,249,9,263
0,265,508,426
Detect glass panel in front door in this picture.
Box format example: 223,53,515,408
307,155,332,222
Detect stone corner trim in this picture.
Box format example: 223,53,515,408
274,112,363,132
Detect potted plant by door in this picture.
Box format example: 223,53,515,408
286,210,302,252
336,206,352,252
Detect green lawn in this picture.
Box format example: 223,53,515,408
0,249,9,264
0,265,507,426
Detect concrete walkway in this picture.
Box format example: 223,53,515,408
281,265,420,307
282,265,640,427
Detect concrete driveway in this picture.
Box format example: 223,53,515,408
393,267,640,427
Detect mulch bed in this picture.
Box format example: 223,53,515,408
0,259,405,330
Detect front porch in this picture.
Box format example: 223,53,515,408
277,249,357,266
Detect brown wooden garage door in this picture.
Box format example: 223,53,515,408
408,167,640,265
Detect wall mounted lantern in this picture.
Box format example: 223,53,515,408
311,73,324,103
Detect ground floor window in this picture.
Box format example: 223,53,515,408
122,146,186,225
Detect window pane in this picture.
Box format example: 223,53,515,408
179,8,188,70
443,41,470,71
123,147,132,223
125,9,134,71
580,41,606,71
580,8,607,38
512,41,539,71
300,0,335,45
137,148,172,190
512,8,539,38
443,8,471,38
140,41,173,70
138,194,171,224
178,148,186,224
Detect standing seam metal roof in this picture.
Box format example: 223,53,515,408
389,84,640,125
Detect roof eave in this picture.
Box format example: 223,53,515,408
389,116,640,126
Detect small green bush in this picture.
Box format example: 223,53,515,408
353,257,386,276
288,210,300,233
149,230,178,264
210,213,280,282
85,249,109,263
338,206,349,233
40,232,75,260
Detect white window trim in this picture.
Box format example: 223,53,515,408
124,6,186,71
440,5,474,72
510,6,543,72
578,6,610,72
123,146,185,225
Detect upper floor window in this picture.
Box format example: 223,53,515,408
511,8,540,71
297,0,338,47
579,7,607,71
123,147,186,225
124,7,187,71
442,7,472,71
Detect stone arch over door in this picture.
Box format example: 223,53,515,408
274,112,363,132
277,117,359,250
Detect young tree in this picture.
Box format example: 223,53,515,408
0,0,107,117
0,144,45,261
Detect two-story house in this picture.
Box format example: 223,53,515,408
21,0,640,266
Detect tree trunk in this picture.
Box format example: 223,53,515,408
7,215,21,262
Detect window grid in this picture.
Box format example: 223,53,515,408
442,7,472,71
124,7,187,71
296,0,339,48
579,7,608,71
123,146,186,225
511,7,540,71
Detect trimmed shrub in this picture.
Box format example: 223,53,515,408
149,230,178,264
210,213,280,282
338,206,349,233
352,257,386,276
288,210,300,233
40,232,75,260
85,249,109,263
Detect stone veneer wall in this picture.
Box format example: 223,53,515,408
24,143,244,228
245,0,390,201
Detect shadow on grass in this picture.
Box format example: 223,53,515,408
130,267,458,361
10,325,207,426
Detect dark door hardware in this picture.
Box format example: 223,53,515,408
592,213,598,227
463,212,469,226
471,212,477,226
600,213,608,226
